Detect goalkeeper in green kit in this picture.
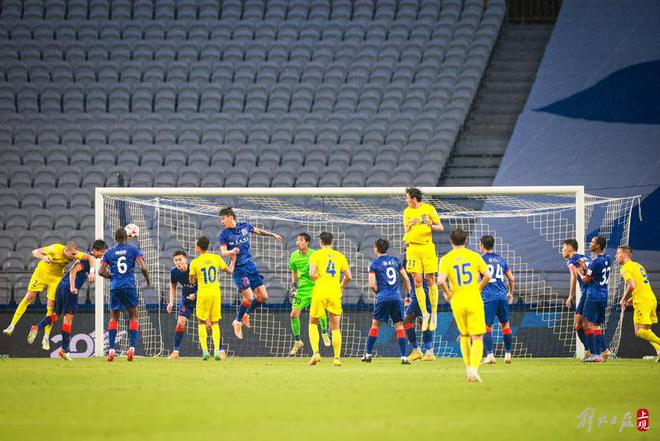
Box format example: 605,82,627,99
289,232,331,355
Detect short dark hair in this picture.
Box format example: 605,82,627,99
115,228,127,243
91,239,107,251
562,239,579,251
449,229,467,246
219,207,236,219
297,232,311,243
319,231,333,245
405,187,423,202
480,235,495,250
173,250,187,258
594,235,607,250
618,245,633,256
196,236,210,251
374,238,389,254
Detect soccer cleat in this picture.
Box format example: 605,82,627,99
467,367,482,383
601,348,612,361
504,352,512,364
3,324,15,336
322,333,332,347
27,326,38,344
429,314,437,331
582,355,603,363
401,357,411,365
333,358,342,367
289,340,304,356
167,351,180,360
361,354,373,363
232,320,243,339
421,313,431,331
408,348,424,361
214,351,222,361
219,349,227,361
126,347,135,362
242,314,251,329
422,350,436,361
41,335,50,351
482,353,496,365
308,352,321,366
202,351,210,360
58,350,72,361
107,349,115,362
581,350,592,361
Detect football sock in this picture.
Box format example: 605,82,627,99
173,325,185,351
503,325,513,352
290,316,301,340
319,313,328,333
637,328,660,346
396,328,407,357
236,300,250,321
108,320,118,350
415,285,428,316
404,323,418,349
246,298,264,315
483,326,493,354
37,313,56,331
584,328,595,354
211,323,220,352
470,339,484,370
366,327,378,354
429,283,439,316
422,329,433,352
331,329,342,358
10,297,30,327
198,324,208,352
44,306,55,338
309,324,320,353
460,336,471,367
128,321,139,348
61,323,71,353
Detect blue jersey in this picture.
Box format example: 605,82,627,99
567,253,591,295
481,252,510,302
170,266,196,297
101,243,144,290
369,255,403,301
218,222,255,267
59,259,91,291
585,254,612,302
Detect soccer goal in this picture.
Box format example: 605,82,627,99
94,186,639,359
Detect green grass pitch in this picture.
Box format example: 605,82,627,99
0,357,657,441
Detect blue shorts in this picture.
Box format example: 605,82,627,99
373,298,405,324
575,294,586,315
54,285,78,316
232,262,264,292
583,298,606,324
110,288,138,311
178,297,196,319
405,293,431,318
484,299,510,326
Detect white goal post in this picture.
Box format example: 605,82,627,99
94,185,635,359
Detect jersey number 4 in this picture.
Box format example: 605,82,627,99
326,260,336,277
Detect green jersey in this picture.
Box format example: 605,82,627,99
289,248,316,293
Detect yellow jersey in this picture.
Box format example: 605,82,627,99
620,260,656,304
189,253,227,298
439,247,488,305
36,243,86,279
309,248,349,297
402,203,440,245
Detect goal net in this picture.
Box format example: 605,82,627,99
94,187,639,359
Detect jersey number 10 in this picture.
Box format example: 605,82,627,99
200,266,217,284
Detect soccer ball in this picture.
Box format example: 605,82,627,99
124,223,139,238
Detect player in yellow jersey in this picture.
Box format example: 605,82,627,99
403,187,444,332
189,236,234,360
3,242,97,350
616,246,660,361
308,231,352,367
438,229,492,382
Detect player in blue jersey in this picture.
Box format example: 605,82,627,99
479,235,515,365
401,256,435,361
99,228,151,362
575,236,612,362
217,207,282,340
562,238,592,359
27,240,107,360
361,239,412,364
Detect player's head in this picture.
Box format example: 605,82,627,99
90,239,107,258
319,231,333,247
449,229,468,247
373,238,389,256
589,236,606,253
561,239,579,258
405,187,423,207
219,207,237,228
479,235,495,253
195,236,210,254
63,241,79,259
115,228,127,244
172,250,188,270
296,233,311,251
615,245,633,265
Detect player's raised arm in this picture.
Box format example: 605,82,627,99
399,266,412,295
253,226,283,242
68,262,84,294
222,255,234,274
505,269,515,304
137,257,152,288
32,247,52,264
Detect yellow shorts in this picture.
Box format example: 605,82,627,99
28,270,60,302
196,294,221,322
451,301,486,336
310,294,342,318
405,242,438,274
633,299,658,325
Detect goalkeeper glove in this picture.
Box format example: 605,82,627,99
288,283,297,300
